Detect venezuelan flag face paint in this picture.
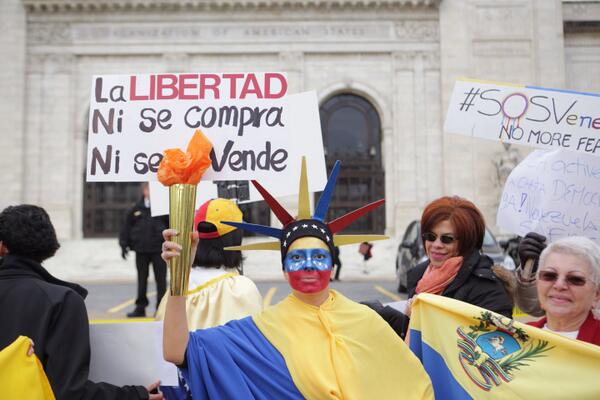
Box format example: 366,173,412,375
284,237,332,293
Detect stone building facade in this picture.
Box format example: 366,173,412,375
1,0,599,241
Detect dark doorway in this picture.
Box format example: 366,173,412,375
83,181,141,237
319,94,385,233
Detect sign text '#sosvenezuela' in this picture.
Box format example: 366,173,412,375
444,79,600,156
86,72,327,182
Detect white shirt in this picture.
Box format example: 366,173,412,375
188,267,233,289
542,324,579,340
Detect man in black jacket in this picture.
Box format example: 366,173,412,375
119,183,168,317
0,204,162,399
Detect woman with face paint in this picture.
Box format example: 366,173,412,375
161,159,434,400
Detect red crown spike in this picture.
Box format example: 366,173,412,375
327,199,385,234
251,179,295,226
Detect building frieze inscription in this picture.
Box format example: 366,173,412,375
28,20,438,45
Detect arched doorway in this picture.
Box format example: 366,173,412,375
319,94,385,233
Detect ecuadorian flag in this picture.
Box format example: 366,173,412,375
409,294,600,399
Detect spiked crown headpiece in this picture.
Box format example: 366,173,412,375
222,157,388,263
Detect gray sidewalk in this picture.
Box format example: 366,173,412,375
46,237,399,283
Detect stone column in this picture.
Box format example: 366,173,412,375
392,50,442,235
0,0,26,209
39,54,77,239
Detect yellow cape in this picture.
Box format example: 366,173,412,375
0,336,55,400
253,290,433,400
156,272,263,330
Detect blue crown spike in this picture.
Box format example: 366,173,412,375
221,221,283,239
313,160,341,222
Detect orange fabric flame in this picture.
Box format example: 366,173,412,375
157,129,213,186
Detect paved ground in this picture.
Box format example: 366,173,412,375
85,279,406,320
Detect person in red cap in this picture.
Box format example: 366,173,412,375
155,198,262,330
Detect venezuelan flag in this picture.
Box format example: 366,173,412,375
0,336,55,400
409,294,600,399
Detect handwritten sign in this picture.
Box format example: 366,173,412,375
496,149,600,243
86,72,325,183
444,79,600,156
147,91,328,215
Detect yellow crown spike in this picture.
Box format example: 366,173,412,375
297,156,311,219
333,235,389,246
224,241,281,251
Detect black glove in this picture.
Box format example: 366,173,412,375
518,232,546,273
121,246,129,260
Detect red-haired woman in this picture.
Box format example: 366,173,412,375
407,196,512,315
366,196,513,339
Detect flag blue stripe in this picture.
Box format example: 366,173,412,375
410,329,472,400
180,317,304,400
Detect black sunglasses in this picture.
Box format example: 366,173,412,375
422,232,456,245
538,270,587,287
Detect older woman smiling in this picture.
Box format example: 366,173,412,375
528,236,600,345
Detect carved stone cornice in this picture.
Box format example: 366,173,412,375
392,50,439,70
394,20,438,41
29,20,439,45
27,53,76,74
23,0,441,13
562,1,600,23
279,51,304,71
163,53,190,72
28,22,71,45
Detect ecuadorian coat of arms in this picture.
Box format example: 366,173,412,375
456,311,554,391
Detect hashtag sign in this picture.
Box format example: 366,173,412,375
459,87,480,111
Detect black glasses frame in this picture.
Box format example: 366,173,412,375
538,270,587,287
422,232,456,245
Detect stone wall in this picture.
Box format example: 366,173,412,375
1,0,596,242
0,0,26,210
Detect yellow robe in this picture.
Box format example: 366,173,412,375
156,271,262,330
0,336,55,400
253,290,433,400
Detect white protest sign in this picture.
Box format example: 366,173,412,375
149,91,328,215
444,79,600,156
86,72,303,182
497,149,600,243
88,320,178,386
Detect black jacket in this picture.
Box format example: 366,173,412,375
407,250,513,317
369,250,513,339
0,254,148,400
119,198,169,254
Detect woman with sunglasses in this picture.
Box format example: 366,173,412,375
405,196,513,317
366,196,513,339
527,236,600,345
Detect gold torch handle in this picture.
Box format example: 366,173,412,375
168,183,197,296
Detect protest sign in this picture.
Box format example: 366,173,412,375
86,72,325,185
88,320,177,386
444,79,600,156
147,90,327,215
496,149,600,243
